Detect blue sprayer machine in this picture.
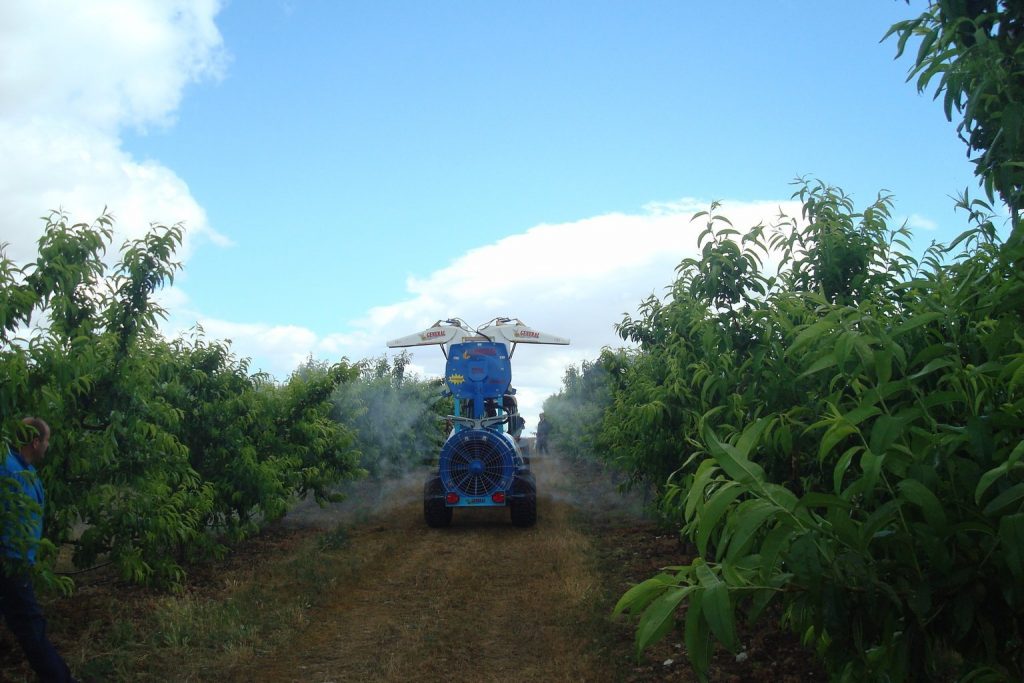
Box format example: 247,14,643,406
387,317,569,527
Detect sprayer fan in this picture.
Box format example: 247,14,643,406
449,443,505,495
440,430,515,497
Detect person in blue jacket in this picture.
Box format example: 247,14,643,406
1,417,77,682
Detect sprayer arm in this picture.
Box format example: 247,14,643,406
445,414,508,430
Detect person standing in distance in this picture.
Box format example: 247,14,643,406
535,413,551,455
1,417,78,682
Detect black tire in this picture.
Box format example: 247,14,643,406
424,477,452,528
424,498,453,528
510,494,537,527
513,471,536,491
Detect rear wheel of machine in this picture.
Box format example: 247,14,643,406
424,498,453,527
510,494,537,527
424,478,452,528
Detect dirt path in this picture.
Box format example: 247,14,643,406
1,453,823,681
227,457,622,682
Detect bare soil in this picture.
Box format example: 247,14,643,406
0,454,825,682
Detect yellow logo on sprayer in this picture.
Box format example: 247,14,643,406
448,373,465,385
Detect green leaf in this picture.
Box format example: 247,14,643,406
891,311,944,337
758,523,796,577
762,482,799,513
684,589,711,680
799,353,837,378
613,573,677,617
702,424,766,487
850,449,885,497
919,390,960,410
975,462,1011,506
983,483,1024,516
910,356,957,380
998,514,1024,580
845,404,881,427
636,585,693,656
686,458,719,521
1007,360,1024,391
696,562,738,651
874,350,893,384
915,27,939,71
788,318,837,356
696,482,742,556
862,499,901,546
898,479,947,529
735,418,772,460
975,441,1024,504
869,415,906,455
747,574,789,623
819,421,858,462
833,446,860,494
798,492,853,511
724,499,779,561
827,504,860,549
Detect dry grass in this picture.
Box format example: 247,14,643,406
1,521,338,680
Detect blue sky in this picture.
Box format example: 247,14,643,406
0,1,992,430
122,1,975,325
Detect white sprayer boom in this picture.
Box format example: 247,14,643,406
386,317,569,357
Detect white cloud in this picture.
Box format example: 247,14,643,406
194,318,320,377
175,198,801,431
0,0,228,264
906,213,938,231
0,1,226,130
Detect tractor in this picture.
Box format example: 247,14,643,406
387,317,569,527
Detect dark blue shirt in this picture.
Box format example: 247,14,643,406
1,448,44,564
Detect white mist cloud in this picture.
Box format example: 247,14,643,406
180,198,801,430
0,0,228,264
